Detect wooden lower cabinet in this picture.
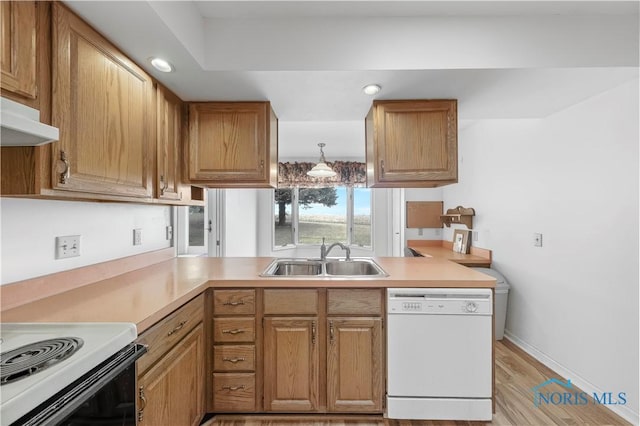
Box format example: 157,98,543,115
137,323,204,426
208,288,384,416
327,317,383,412
212,373,256,412
210,289,258,412
263,317,320,412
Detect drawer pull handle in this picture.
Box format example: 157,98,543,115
58,150,70,184
329,320,335,344
311,321,316,345
223,357,246,363
223,300,245,306
222,385,245,391
222,329,245,335
159,175,168,195
167,320,187,336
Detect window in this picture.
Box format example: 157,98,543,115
274,187,372,248
176,205,208,256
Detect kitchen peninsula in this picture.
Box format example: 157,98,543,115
1,254,495,329
1,253,495,424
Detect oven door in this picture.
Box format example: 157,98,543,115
14,343,146,426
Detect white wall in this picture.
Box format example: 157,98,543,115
443,78,639,422
0,199,172,285
224,189,259,256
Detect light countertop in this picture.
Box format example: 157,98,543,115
0,256,495,333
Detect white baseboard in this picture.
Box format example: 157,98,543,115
504,330,639,426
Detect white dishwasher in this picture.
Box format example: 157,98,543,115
386,288,493,421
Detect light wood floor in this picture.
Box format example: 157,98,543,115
203,339,631,426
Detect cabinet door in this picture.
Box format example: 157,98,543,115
327,318,383,412
137,323,204,426
51,4,153,198
263,317,319,412
0,1,37,99
156,84,183,201
187,102,277,187
366,100,457,187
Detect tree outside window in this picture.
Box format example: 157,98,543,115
274,187,371,248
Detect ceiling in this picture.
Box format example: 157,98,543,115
64,1,638,158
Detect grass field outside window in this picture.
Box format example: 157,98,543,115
274,187,371,248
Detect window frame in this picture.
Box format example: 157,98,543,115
272,186,372,250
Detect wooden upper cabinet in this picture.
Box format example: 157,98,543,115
156,84,183,201
0,1,37,100
187,102,278,188
366,99,458,188
51,3,153,198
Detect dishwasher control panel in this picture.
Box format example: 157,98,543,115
387,288,492,315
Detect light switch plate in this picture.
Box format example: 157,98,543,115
56,235,80,259
133,228,142,246
533,233,543,247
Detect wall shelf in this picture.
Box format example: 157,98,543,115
440,206,475,229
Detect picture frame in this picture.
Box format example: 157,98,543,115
452,229,472,254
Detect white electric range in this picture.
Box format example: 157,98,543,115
0,323,140,426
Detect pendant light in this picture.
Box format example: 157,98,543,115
307,143,337,178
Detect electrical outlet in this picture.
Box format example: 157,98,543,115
56,235,80,259
473,231,479,242
166,225,173,241
533,233,543,247
133,229,142,246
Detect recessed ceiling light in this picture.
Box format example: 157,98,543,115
149,57,174,73
363,84,381,95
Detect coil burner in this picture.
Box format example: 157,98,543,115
1,337,83,385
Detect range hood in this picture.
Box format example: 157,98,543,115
1,97,59,146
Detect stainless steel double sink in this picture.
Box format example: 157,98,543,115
260,258,388,278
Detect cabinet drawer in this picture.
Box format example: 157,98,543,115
327,289,383,316
137,294,204,374
213,318,255,343
264,289,318,315
213,345,255,371
213,289,256,315
212,373,256,412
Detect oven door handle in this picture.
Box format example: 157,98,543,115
16,343,147,426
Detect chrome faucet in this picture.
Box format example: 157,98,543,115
320,238,351,261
